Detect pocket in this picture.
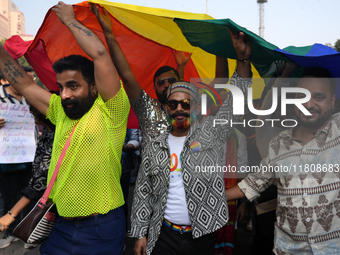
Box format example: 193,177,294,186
95,214,125,240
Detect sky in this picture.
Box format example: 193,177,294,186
13,0,340,49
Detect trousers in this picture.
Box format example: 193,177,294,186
40,206,125,255
152,223,215,255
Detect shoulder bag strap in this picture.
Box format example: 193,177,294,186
39,124,78,207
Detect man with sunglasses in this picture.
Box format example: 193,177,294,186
130,30,252,255
91,4,191,150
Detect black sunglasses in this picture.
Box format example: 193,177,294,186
155,77,177,88
166,99,194,110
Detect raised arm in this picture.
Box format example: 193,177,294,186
53,2,120,102
0,48,51,115
229,29,252,79
211,29,252,140
90,3,141,101
172,50,192,81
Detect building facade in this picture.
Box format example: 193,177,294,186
0,0,33,41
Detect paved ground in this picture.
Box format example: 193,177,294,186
0,184,253,255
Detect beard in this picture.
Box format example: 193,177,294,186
295,107,333,130
156,90,168,105
62,91,95,120
167,110,197,130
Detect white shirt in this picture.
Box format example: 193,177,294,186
164,134,191,225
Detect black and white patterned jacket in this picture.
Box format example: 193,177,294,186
130,72,251,255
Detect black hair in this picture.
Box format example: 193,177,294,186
52,55,95,86
153,66,180,84
302,66,335,95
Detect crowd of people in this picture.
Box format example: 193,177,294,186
0,2,339,255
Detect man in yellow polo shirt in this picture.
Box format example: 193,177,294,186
0,2,129,254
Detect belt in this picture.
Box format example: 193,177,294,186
163,219,192,234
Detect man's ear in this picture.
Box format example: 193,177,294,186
0,79,7,85
331,94,336,109
91,82,97,94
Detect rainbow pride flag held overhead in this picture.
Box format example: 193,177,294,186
5,1,339,99
4,1,265,99
174,18,291,78
5,1,211,95
174,18,340,95
7,1,218,95
275,44,340,78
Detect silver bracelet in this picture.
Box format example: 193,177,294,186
7,211,16,219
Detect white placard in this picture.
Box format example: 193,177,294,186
0,103,36,163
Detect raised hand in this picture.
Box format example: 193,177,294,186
90,3,113,36
228,28,252,61
172,50,192,68
52,1,76,25
281,62,299,78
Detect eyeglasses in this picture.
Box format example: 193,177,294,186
166,99,194,110
155,77,177,88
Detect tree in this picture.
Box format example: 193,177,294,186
335,39,340,53
325,42,333,48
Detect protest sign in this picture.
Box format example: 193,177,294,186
0,103,36,163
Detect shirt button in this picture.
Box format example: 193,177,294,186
302,148,307,153
162,201,166,206
303,192,308,197
306,218,310,222
310,239,315,244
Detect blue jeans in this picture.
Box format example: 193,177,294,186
40,206,125,255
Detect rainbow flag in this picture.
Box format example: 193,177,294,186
174,18,340,95
7,1,216,96
4,1,265,99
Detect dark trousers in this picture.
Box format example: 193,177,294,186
0,165,33,233
152,224,215,255
40,206,125,255
120,169,131,229
252,185,277,255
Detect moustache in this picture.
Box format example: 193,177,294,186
305,108,321,114
61,98,79,107
171,112,190,118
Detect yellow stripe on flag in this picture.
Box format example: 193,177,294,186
89,0,264,98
